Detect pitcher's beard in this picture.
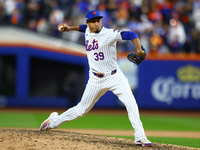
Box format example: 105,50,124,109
94,29,100,33
94,26,102,33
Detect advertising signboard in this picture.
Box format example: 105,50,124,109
138,60,200,110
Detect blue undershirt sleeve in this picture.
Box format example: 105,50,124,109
121,31,139,41
79,24,87,33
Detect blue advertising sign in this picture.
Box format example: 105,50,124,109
138,60,200,110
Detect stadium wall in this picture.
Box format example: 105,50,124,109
0,26,200,110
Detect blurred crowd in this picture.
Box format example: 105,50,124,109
1,0,200,53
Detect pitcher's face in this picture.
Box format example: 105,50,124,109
86,18,102,33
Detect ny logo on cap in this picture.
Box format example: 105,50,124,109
93,11,96,15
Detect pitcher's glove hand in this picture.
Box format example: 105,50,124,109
127,46,146,65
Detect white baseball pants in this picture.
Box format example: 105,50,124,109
51,69,147,141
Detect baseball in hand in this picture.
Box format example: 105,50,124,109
58,25,65,32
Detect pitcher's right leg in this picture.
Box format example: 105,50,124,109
108,72,152,146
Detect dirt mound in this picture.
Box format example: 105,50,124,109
0,129,199,150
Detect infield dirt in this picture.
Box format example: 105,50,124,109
0,128,200,150
1,108,200,150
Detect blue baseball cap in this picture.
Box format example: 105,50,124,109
86,10,103,22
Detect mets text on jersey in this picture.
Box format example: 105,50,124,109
85,39,99,51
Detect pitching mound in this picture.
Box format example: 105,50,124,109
0,129,198,150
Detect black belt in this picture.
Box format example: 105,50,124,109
93,69,117,78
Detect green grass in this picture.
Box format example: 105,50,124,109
0,112,200,131
60,114,200,131
113,136,200,149
0,112,42,128
0,112,200,148
141,116,200,131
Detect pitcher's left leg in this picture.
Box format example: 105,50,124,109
40,76,107,131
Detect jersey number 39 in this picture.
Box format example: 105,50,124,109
94,52,104,61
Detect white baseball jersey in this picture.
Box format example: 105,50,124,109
47,26,147,142
85,27,122,73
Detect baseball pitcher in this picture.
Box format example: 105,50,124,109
40,10,152,147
